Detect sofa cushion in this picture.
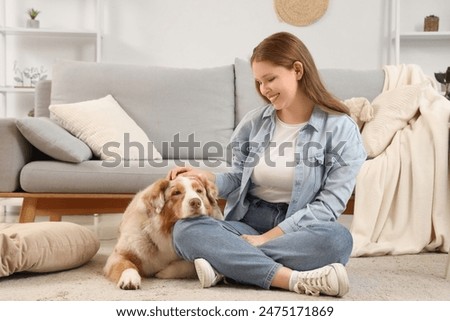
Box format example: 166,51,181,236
50,60,235,160
49,95,162,161
20,160,230,193
320,69,385,102
34,80,52,117
0,222,99,277
234,58,268,126
16,117,92,163
361,82,426,158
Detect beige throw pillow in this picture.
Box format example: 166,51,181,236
49,95,162,160
0,222,99,277
361,82,426,158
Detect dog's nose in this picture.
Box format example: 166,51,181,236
189,198,201,209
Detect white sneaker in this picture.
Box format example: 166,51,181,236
294,263,349,297
194,258,224,288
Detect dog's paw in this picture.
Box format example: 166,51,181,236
117,268,142,290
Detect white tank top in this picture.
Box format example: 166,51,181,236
250,116,306,203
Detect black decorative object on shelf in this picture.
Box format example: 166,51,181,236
434,67,450,100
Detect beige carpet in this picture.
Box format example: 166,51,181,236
0,214,449,301
0,239,449,301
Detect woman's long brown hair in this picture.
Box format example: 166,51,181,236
250,32,349,115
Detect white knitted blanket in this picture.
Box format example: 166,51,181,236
350,64,450,257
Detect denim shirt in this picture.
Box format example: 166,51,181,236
215,104,367,234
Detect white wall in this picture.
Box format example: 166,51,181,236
102,0,391,69
397,0,450,76
2,0,449,117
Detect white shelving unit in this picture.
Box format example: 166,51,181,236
392,0,450,65
0,27,98,37
0,0,103,117
398,31,450,40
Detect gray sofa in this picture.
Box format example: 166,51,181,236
0,58,384,222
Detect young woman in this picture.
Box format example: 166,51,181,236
167,32,366,297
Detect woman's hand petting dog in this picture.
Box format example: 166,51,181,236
167,166,216,183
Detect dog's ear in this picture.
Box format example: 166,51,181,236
200,177,224,220
142,179,170,216
200,177,218,204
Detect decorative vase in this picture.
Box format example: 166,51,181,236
26,19,40,28
424,15,439,32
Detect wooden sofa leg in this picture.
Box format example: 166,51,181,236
19,198,37,223
50,214,62,222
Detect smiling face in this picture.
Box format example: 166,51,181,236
250,32,341,121
252,60,302,115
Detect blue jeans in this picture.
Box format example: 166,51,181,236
173,196,353,289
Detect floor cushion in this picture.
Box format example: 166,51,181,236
0,222,100,277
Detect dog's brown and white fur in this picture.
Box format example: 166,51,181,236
104,176,223,290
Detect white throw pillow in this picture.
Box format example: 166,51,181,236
49,95,162,160
361,82,426,158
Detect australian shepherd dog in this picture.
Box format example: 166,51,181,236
104,175,223,290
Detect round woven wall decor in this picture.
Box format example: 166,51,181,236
274,0,329,26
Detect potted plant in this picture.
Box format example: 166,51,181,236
26,8,40,28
